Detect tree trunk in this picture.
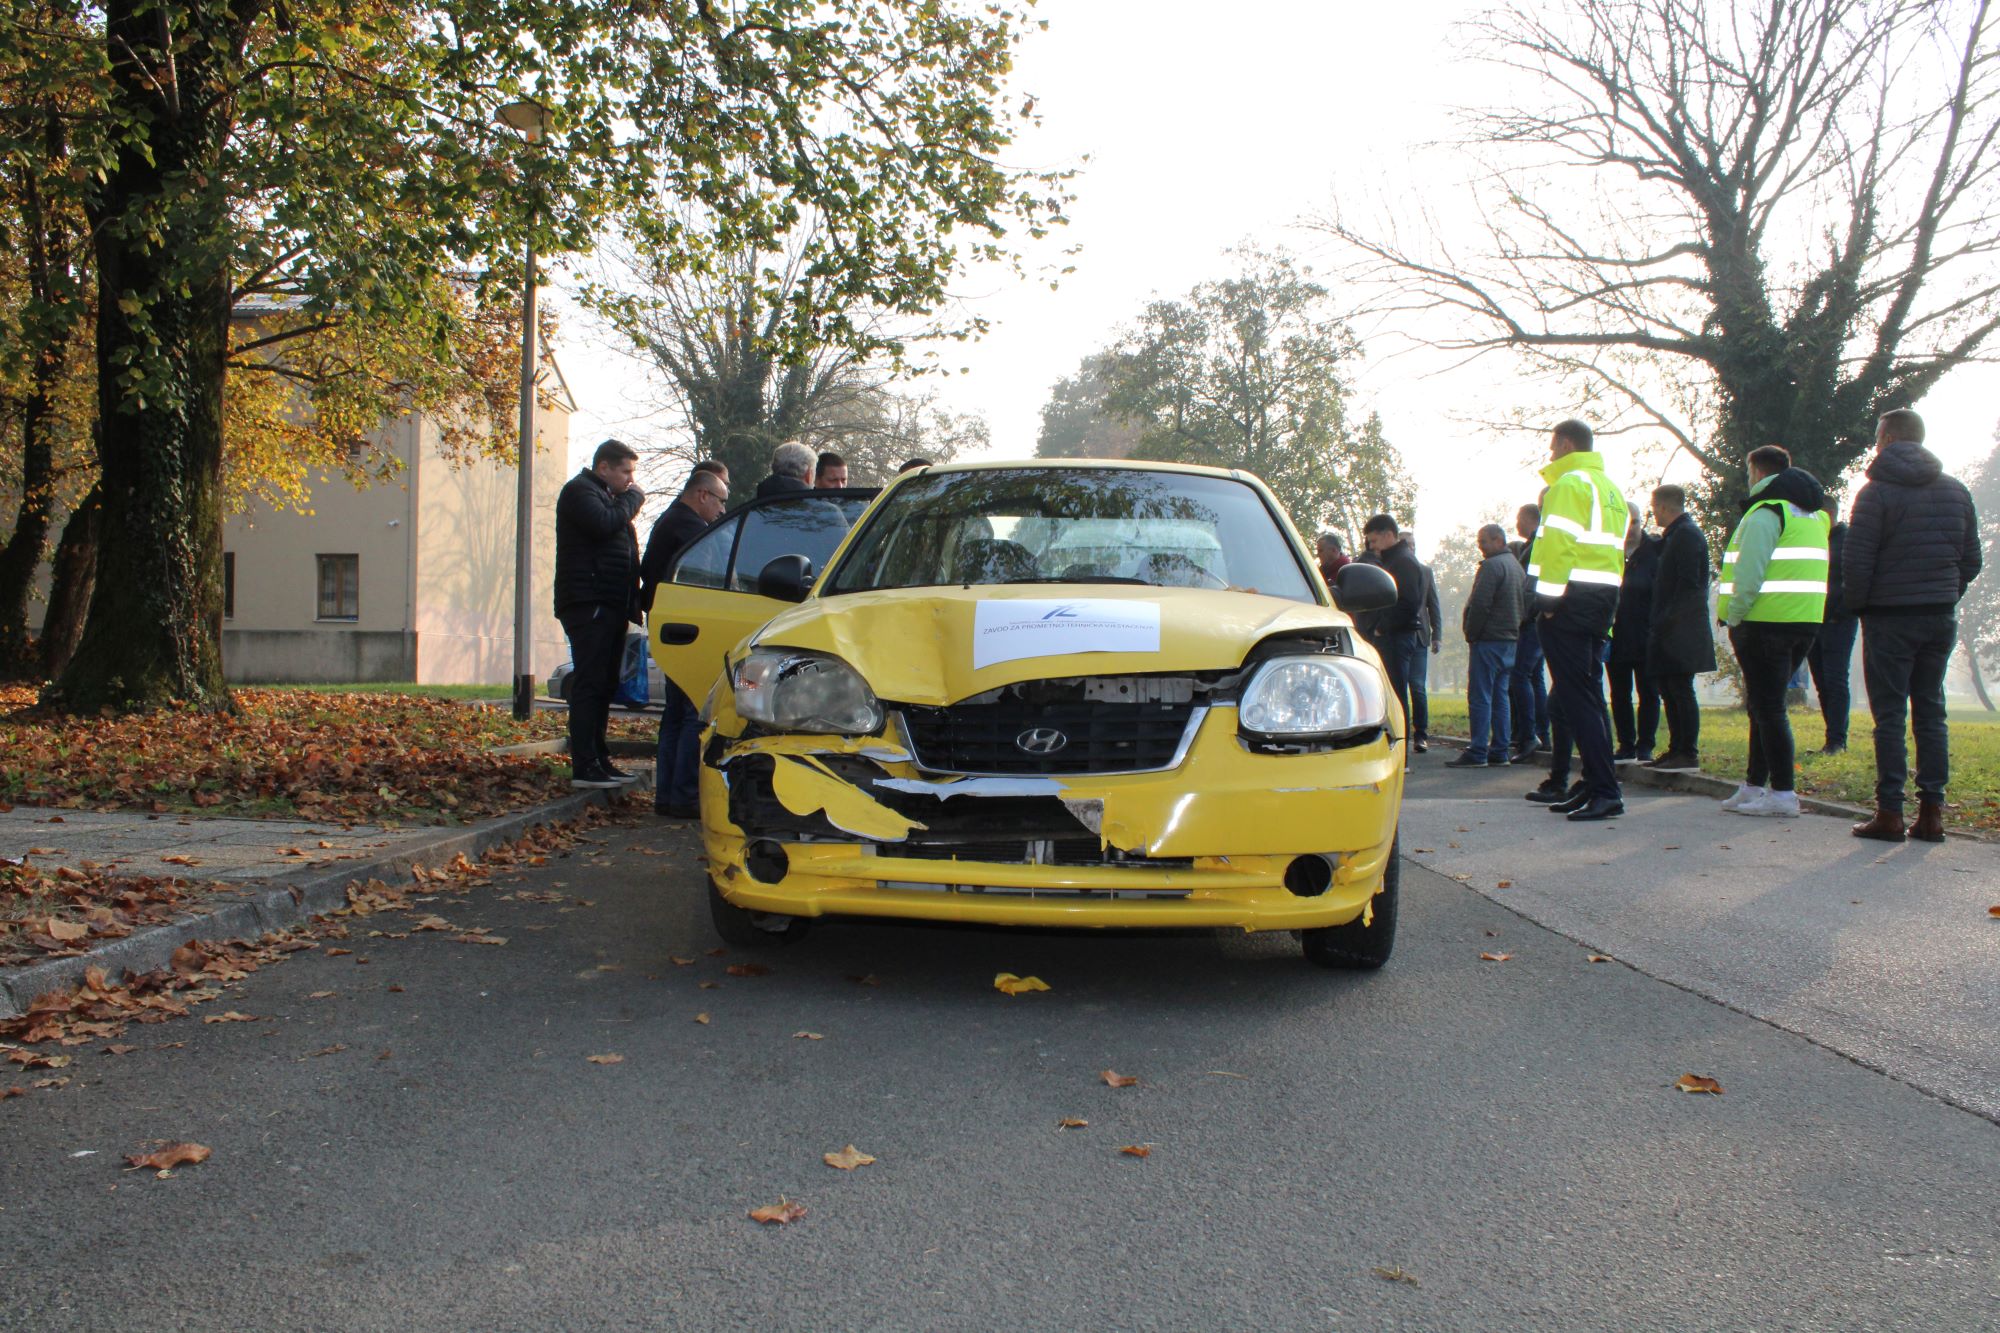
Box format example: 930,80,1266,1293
50,2,237,713
1967,637,1996,712
39,478,100,679
0,353,62,676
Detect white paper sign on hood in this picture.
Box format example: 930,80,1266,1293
971,599,1163,669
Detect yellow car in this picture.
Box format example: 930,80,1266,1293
649,460,1406,968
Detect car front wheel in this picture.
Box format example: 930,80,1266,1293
1300,834,1399,970
707,877,813,948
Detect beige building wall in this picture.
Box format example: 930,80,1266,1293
410,401,569,684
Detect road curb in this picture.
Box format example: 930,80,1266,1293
0,784,646,1022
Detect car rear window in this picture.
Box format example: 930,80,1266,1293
824,468,1316,602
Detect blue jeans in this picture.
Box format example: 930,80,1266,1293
654,679,701,809
1376,630,1425,743
1466,640,1516,761
1409,642,1432,738
1511,623,1548,750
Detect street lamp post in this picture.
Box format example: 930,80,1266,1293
499,100,547,721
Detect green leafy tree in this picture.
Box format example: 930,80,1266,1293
1318,0,2000,513
1087,247,1413,535
1035,352,1145,460
3,0,1066,713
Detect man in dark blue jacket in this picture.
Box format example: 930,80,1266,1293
1843,409,1982,843
1359,514,1428,764
1807,519,1856,756
555,439,645,789
639,465,730,817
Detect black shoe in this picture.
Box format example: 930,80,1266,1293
1413,738,1429,754
601,763,643,784
1645,751,1699,773
1526,778,1584,805
1550,787,1594,814
1509,748,1539,765
1567,796,1625,821
1445,752,1487,768
1636,749,1655,763
1487,754,1512,767
654,801,700,819
1820,742,1847,757
1611,747,1637,763
1534,739,1552,753
571,770,622,790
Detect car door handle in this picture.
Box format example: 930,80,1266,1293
658,623,699,646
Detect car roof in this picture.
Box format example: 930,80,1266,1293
904,457,1251,482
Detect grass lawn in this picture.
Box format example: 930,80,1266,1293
1422,693,2000,835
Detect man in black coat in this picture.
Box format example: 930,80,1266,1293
1642,484,1715,772
1358,513,1428,763
1608,502,1662,761
1807,519,1857,756
1843,408,1982,843
754,440,816,498
639,465,731,817
555,439,646,789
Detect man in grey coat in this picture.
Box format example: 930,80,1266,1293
1449,523,1528,768
1843,408,1982,843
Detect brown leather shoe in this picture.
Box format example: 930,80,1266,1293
1908,798,1946,844
1851,805,1907,842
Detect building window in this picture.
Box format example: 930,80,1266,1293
316,554,359,620
223,552,235,620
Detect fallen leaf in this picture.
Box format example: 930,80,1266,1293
993,972,1051,996
1479,952,1512,962
669,956,696,966
125,1142,211,1172
725,963,770,978
326,948,353,957
1058,1117,1089,1129
1373,1266,1420,1287
7,1051,72,1069
202,1011,259,1024
43,918,89,943
823,1144,877,1170
307,991,337,1000
103,1044,139,1056
595,963,624,973
0,1087,24,1099
387,984,405,993
748,1198,807,1225
1587,955,1612,963
694,1013,710,1025
1495,879,1513,889
1119,1144,1151,1158
1676,1073,1725,1095
32,1076,70,1088
160,855,201,866
698,981,720,990
587,1054,624,1065
410,916,454,932
451,933,507,947
312,1044,347,1057
1100,1069,1139,1088
793,1032,824,1041
1988,905,2000,918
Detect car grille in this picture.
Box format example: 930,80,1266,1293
897,696,1199,775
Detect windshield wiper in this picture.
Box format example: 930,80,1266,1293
999,575,1150,585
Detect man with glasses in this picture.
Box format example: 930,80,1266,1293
641,464,731,817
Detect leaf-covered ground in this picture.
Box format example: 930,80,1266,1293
0,685,649,826
1423,697,2000,834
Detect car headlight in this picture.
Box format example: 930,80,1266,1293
733,650,883,734
1238,655,1386,738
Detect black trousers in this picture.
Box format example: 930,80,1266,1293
1808,614,1858,747
1607,660,1659,754
559,605,627,776
1861,613,1956,808
1653,673,1700,757
1540,621,1618,801
1729,623,1816,792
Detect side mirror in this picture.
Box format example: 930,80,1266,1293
756,554,814,603
1332,561,1397,615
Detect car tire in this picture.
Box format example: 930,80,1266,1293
707,876,813,948
1299,834,1399,970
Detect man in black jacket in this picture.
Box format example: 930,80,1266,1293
1642,485,1715,772
754,440,816,498
555,439,646,789
639,466,731,816
1448,523,1527,768
1843,408,1982,843
1359,514,1428,763
1507,503,1549,760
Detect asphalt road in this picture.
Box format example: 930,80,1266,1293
3,796,1997,1330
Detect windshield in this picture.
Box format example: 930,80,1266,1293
823,468,1318,602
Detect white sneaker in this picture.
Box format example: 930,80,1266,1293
1737,790,1801,818
1720,784,1767,813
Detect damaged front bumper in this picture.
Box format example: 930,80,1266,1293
698,705,1402,933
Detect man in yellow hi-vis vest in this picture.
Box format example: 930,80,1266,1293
1528,419,1629,821
1717,444,1832,819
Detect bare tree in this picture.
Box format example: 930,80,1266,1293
1315,0,2000,508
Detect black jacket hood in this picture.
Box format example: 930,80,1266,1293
1747,465,1828,517
1866,439,1945,488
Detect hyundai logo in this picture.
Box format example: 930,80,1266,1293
1015,727,1069,756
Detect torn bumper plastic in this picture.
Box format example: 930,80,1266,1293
699,708,1401,933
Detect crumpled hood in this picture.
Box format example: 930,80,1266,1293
1866,439,1945,488
1746,465,1828,516
747,584,1349,706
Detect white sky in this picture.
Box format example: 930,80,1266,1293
552,0,1999,556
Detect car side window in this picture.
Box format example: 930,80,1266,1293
728,496,870,592
671,520,735,589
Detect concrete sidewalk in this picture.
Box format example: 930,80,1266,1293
1401,750,2000,1122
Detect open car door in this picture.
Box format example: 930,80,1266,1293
648,488,879,706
